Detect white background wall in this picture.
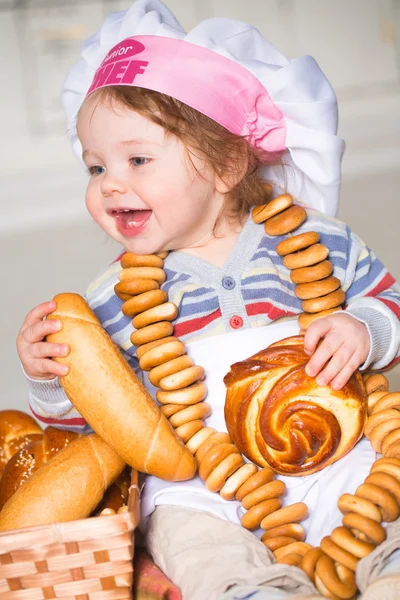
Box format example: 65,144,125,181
1,0,400,412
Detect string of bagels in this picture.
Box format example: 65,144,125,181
114,184,400,600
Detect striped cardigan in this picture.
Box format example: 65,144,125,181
27,210,400,432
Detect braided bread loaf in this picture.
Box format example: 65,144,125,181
224,336,368,475
0,434,126,531
0,425,78,510
0,410,42,478
0,410,133,524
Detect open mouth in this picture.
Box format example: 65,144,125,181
108,208,153,235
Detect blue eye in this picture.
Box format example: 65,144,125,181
88,165,105,176
130,157,149,167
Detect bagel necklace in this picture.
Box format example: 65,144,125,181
114,184,400,600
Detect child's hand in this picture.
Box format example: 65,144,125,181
303,312,370,390
16,301,70,380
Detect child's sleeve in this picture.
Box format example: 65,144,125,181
341,226,400,371
25,369,92,433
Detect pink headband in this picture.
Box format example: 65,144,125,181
86,35,286,154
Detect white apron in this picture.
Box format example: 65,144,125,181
140,320,375,547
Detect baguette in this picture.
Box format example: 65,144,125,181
47,293,196,481
0,434,125,531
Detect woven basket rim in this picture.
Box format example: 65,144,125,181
0,510,138,552
0,469,140,537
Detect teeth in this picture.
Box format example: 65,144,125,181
115,209,146,213
110,208,148,213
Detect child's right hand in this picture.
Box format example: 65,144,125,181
17,300,70,380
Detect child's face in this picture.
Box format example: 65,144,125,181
77,99,225,254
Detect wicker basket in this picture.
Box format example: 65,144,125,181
0,470,140,600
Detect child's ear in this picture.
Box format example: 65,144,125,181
215,155,249,194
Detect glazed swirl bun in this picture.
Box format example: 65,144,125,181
224,336,367,475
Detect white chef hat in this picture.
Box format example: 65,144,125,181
62,0,345,216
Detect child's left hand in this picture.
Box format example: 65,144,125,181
303,312,370,390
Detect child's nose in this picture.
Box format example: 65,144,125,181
100,171,129,197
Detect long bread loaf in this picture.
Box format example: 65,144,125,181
0,434,125,531
47,293,196,481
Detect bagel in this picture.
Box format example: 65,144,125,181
175,420,204,443
276,231,320,256
261,523,306,542
241,480,286,510
320,536,359,572
356,483,399,522
283,244,329,270
260,502,308,531
159,365,205,391
139,340,187,371
119,266,166,284
338,493,382,522
342,512,386,545
136,336,179,361
290,260,333,284
121,253,164,269
121,289,167,317
196,432,231,463
132,302,178,329
186,427,217,456
235,467,275,501
220,463,258,501
115,278,159,300
148,353,193,386
295,277,341,300
205,453,244,493
365,374,390,395
264,205,307,236
168,402,211,428
301,289,345,313
130,321,173,346
331,526,375,558
156,381,208,406
241,498,282,530
252,194,293,223
199,443,240,481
